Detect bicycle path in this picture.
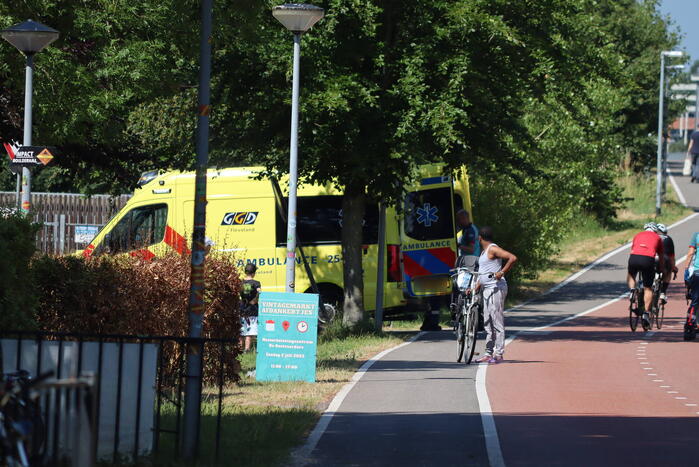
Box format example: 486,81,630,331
298,157,699,466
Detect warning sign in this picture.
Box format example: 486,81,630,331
7,146,56,167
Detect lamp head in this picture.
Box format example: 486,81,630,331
272,3,325,34
1,19,59,55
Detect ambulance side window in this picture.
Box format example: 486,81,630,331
104,204,168,253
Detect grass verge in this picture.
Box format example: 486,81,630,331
508,171,693,305
146,324,415,466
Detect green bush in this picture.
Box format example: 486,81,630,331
0,213,41,330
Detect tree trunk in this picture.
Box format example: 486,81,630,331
341,182,366,327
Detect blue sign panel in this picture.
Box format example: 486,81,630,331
256,292,318,383
75,225,100,244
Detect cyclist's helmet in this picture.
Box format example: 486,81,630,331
644,222,657,231
655,223,668,235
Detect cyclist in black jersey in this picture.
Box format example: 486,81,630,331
655,223,677,303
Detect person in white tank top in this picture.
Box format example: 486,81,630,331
474,226,518,364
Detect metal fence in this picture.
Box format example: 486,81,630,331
0,192,131,254
1,331,237,465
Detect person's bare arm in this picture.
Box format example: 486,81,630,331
489,245,518,280
688,139,694,155
688,246,696,270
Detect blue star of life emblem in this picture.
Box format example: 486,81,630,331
416,203,439,227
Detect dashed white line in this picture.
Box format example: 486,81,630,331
653,380,664,382
685,403,697,407
668,391,679,394
676,397,688,400
647,373,658,376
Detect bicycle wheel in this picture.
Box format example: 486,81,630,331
629,289,639,332
464,304,479,364
455,313,466,362
656,300,664,329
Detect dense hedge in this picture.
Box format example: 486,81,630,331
0,213,41,330
29,253,243,382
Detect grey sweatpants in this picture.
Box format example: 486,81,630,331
483,284,508,357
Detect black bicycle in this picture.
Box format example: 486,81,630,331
629,270,663,332
628,272,644,332
451,267,492,364
0,370,52,467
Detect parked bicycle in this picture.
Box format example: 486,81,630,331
0,370,52,467
450,267,493,364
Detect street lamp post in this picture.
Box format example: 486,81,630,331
656,50,683,216
1,20,59,214
272,3,324,293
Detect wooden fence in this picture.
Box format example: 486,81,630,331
0,192,131,254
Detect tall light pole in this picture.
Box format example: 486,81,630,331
272,3,324,293
656,50,683,216
181,0,213,460
1,20,59,214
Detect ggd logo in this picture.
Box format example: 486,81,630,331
222,212,258,225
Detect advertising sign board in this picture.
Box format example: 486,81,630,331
256,292,318,382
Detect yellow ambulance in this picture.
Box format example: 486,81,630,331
82,165,472,315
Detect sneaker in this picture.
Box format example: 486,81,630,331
475,354,493,363
660,293,667,303
642,312,651,329
489,355,504,364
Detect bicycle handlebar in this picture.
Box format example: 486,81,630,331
449,268,494,279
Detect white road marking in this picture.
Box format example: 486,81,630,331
476,364,506,467
661,385,671,388
653,380,664,382
292,332,425,464
669,172,688,207
648,373,658,376
668,391,679,394
685,404,697,407
675,397,688,400
643,367,653,370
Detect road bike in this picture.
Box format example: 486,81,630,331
450,267,492,364
628,271,659,332
684,271,698,340
648,270,665,330
628,272,644,332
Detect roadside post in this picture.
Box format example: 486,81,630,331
655,50,683,216
1,20,59,214
182,0,213,459
256,292,319,382
375,203,387,331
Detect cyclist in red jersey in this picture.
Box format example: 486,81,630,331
628,222,665,327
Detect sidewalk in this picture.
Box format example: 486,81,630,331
300,332,489,466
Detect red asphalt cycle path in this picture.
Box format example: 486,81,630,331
488,275,699,466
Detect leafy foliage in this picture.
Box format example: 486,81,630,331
0,213,41,330
0,0,685,318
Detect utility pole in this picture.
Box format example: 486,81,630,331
182,0,212,459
